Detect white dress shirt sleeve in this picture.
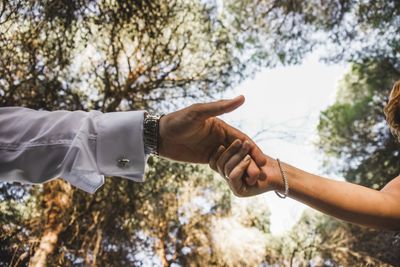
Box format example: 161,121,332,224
0,107,147,193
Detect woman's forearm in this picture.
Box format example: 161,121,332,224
270,160,400,230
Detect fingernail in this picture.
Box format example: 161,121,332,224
243,141,251,149
244,155,251,161
235,139,242,147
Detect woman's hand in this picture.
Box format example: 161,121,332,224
209,139,277,197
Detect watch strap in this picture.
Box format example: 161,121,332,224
143,113,161,155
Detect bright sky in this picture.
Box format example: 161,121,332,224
220,51,349,234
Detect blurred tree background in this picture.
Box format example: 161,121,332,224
1,0,400,266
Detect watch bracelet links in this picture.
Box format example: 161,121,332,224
143,113,162,155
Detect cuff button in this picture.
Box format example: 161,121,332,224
117,157,130,168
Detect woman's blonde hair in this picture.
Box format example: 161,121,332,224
384,81,400,142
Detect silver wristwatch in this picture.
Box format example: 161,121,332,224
143,113,162,155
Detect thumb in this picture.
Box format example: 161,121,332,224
195,95,245,119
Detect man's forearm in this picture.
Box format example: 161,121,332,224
0,107,147,193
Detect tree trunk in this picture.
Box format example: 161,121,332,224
92,228,103,267
29,180,72,267
155,236,169,267
289,248,297,267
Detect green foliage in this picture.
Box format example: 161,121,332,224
324,0,400,65
0,0,248,111
317,60,400,188
267,210,399,266
222,0,400,68
52,158,233,266
232,197,271,234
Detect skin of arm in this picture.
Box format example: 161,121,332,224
210,139,400,231
273,162,400,230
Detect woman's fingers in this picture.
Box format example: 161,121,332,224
216,139,242,177
224,140,251,177
209,139,256,197
209,145,226,172
209,139,254,197
246,160,261,186
229,155,252,196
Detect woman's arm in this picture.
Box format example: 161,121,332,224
270,160,400,230
210,139,400,230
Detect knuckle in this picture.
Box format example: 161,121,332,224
187,104,201,118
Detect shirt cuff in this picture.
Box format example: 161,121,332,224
96,110,147,182
61,170,105,194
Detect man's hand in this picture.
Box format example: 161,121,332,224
158,96,266,181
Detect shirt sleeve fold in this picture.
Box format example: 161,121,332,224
0,107,147,193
